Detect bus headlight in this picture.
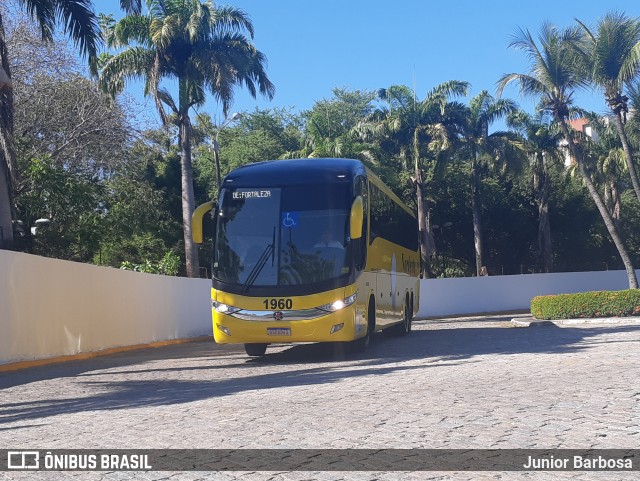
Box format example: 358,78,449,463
318,292,357,312
212,301,241,315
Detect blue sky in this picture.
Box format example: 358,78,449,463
99,0,640,125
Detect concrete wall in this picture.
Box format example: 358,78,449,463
2,250,639,365
0,250,211,365
419,269,640,318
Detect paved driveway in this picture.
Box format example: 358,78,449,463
1,314,639,480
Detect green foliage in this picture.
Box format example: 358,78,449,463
97,130,183,270
480,175,538,273
11,9,640,282
120,250,181,276
16,157,104,262
99,0,274,117
431,257,473,278
98,233,167,267
98,0,275,277
531,290,640,319
193,108,304,200
619,191,640,266
549,170,619,272
430,159,473,275
302,88,377,161
305,88,376,140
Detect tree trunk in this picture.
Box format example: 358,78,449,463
0,13,15,249
178,113,200,278
0,158,11,248
610,182,621,223
415,166,434,278
534,152,552,273
604,182,621,227
559,121,638,289
413,128,434,278
611,110,640,204
470,156,484,276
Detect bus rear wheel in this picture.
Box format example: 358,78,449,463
244,343,268,357
388,298,411,337
404,299,412,334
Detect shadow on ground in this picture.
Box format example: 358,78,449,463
1,316,639,424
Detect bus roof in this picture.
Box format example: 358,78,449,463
223,158,365,187
223,158,415,218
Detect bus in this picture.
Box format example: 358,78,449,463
191,158,420,356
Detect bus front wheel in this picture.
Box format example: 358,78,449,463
244,343,268,357
350,298,375,353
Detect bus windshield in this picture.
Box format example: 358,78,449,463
213,184,352,287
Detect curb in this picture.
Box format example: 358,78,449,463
511,317,640,328
0,335,213,373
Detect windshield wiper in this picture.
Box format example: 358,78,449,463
242,227,275,292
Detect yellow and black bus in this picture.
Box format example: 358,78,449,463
192,158,420,356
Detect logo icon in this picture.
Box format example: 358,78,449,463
8,451,39,470
273,311,284,320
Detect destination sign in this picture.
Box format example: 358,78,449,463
232,190,272,200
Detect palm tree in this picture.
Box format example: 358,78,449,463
508,110,564,273
583,115,628,225
574,12,640,204
99,0,274,277
299,88,378,163
0,0,99,249
371,81,469,278
459,91,518,276
498,23,639,288
119,0,143,15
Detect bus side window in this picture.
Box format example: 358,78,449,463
369,182,388,245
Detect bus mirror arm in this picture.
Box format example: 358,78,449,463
350,196,364,240
192,201,216,244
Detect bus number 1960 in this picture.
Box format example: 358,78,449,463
264,298,293,310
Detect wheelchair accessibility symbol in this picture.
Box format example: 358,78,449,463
282,212,299,228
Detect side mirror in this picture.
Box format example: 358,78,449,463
192,201,215,244
350,196,364,240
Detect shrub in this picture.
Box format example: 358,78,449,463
120,251,181,276
531,289,640,320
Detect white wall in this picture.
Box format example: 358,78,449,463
419,269,640,318
0,250,211,365
2,251,639,365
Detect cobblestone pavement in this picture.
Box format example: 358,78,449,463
1,314,639,481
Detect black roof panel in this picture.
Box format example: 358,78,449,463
222,158,366,187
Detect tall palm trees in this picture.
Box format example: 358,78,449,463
508,111,563,273
372,81,468,277
498,24,639,288
1,0,100,249
585,117,628,225
99,0,274,277
459,91,518,276
574,12,640,204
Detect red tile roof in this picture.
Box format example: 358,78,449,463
568,118,589,132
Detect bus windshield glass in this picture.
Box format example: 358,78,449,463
213,184,352,287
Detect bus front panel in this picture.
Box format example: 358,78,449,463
209,181,369,345
211,285,367,344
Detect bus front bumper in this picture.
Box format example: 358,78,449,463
212,306,365,344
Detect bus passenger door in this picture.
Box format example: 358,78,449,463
375,267,395,328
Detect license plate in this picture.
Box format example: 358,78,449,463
267,327,291,336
